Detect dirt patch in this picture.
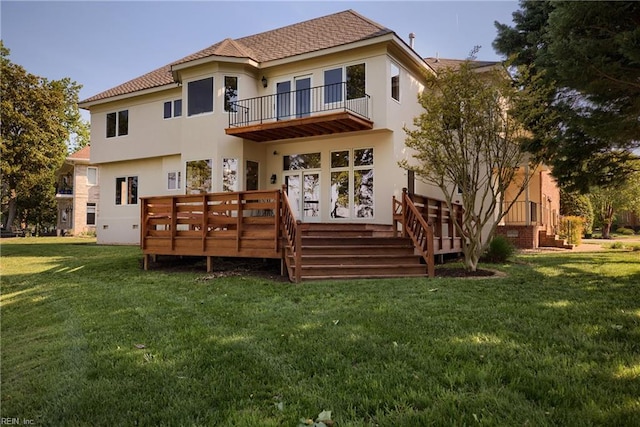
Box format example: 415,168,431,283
435,267,500,278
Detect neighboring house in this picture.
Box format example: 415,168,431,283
55,146,100,236
78,9,558,252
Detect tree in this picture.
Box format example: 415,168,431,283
0,41,87,230
589,168,640,239
402,61,537,271
493,1,640,193
560,189,594,236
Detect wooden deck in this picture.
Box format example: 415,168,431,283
140,189,464,282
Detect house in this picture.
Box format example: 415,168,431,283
55,146,100,236
78,9,560,278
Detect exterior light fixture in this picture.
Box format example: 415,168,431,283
261,76,268,88
270,174,277,184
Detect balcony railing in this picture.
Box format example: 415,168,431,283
228,82,370,128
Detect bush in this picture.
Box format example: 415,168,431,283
609,241,625,249
615,227,635,235
483,235,515,263
560,216,584,245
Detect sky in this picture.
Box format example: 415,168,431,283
1,0,520,120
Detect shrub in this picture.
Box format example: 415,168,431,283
609,241,625,249
560,216,584,245
615,227,635,235
483,235,515,263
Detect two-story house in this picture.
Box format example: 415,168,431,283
55,146,100,236
79,10,446,245
79,9,562,279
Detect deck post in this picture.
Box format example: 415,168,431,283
236,192,243,252
143,254,150,270
401,188,408,238
426,221,436,278
206,256,213,273
295,220,302,283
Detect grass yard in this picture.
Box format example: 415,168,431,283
1,237,639,426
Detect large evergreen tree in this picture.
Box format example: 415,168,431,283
0,42,87,230
493,1,640,192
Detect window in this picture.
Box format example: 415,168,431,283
329,148,374,219
245,160,259,191
106,110,128,138
283,153,321,170
163,99,182,119
167,171,181,190
391,63,400,101
186,160,212,194
346,63,365,100
87,167,98,185
115,176,138,205
324,68,342,103
86,203,96,225
324,63,365,103
224,76,238,112
187,77,214,116
222,158,238,192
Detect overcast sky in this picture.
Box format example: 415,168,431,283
2,0,519,118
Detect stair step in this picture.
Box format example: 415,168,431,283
301,236,413,246
294,254,423,265
298,264,427,277
300,245,415,256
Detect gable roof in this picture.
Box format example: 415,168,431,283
67,145,91,161
424,57,499,73
81,10,393,105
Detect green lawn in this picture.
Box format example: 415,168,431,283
1,237,639,426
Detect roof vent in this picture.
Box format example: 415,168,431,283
409,32,415,49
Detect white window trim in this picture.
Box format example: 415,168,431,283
167,170,182,191
185,76,215,118
87,167,98,186
390,61,401,103
163,99,182,120
106,110,129,138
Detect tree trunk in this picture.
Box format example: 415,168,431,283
3,195,18,230
602,222,612,239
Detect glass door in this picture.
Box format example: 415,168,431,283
285,171,321,221
276,81,291,120
295,76,311,118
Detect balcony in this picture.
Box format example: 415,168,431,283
225,82,373,143
56,186,74,198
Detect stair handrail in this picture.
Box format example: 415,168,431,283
280,185,301,283
399,189,436,277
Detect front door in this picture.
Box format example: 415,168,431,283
284,171,321,221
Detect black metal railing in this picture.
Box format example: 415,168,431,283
228,82,370,127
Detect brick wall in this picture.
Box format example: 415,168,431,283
495,225,540,249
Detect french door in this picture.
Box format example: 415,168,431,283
284,171,321,221
277,76,311,120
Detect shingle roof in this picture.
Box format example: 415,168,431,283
424,57,499,73
68,145,91,161
81,10,392,105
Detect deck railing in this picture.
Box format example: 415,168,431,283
140,190,281,269
399,191,436,277
228,82,370,128
393,189,463,256
280,185,301,283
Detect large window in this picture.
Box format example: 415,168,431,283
86,203,96,225
186,160,212,194
391,63,400,101
224,76,238,112
87,167,98,185
115,176,138,205
106,110,128,138
245,160,259,191
324,63,365,103
222,158,238,192
187,77,214,116
167,171,181,190
163,99,182,119
330,148,374,219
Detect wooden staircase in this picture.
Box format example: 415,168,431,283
284,223,428,281
539,230,574,249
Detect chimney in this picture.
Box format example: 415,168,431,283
409,32,415,49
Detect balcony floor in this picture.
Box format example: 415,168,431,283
225,111,373,142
